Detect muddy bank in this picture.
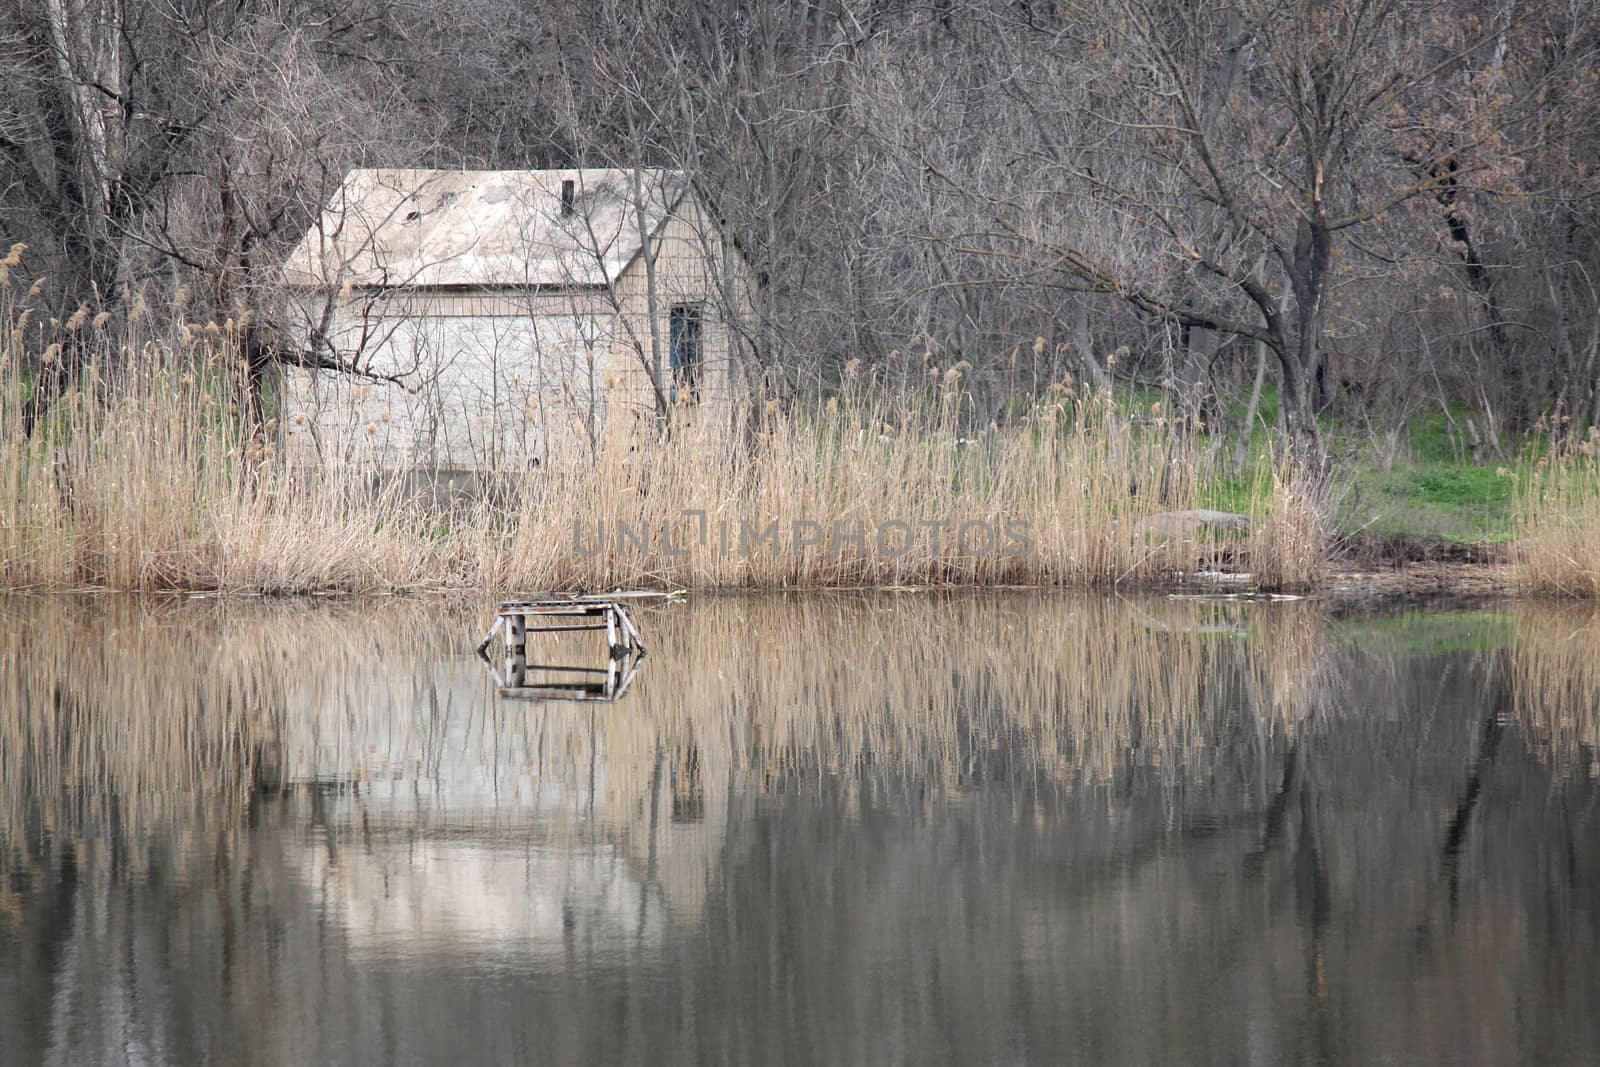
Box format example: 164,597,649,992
1315,561,1518,611
1335,531,1514,567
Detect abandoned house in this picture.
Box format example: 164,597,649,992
279,168,753,471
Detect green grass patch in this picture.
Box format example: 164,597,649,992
1328,405,1520,544
1194,395,1522,543
1341,464,1517,542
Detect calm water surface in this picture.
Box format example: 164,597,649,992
1,593,1597,1065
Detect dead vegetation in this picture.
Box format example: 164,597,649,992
0,302,1328,594
1516,432,1600,596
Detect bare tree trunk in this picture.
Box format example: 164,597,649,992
1232,338,1267,477
1071,294,1107,392
630,164,667,430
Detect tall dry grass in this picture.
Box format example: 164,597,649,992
0,275,1325,593
487,378,1207,590
1516,428,1600,595
0,268,447,591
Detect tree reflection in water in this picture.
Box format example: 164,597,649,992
0,595,1595,1064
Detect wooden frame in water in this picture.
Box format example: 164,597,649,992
478,598,648,703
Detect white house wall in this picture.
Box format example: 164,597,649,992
284,304,620,470
281,187,756,472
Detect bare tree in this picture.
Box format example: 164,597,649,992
4,0,1594,456
915,0,1568,469
0,0,433,433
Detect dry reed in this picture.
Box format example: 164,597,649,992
1247,459,1329,591
1516,429,1600,595
0,283,1326,593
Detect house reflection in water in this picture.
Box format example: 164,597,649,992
272,637,719,957
3,595,1599,1064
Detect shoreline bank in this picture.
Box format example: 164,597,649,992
0,558,1546,607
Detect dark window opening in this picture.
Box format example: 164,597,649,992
560,178,575,217
669,304,702,401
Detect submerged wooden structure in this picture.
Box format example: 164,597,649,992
478,598,648,703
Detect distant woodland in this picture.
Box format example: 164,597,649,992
4,0,1599,466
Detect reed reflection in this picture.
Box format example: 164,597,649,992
0,594,1595,1066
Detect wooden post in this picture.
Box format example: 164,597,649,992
507,613,526,655
614,605,647,652
476,615,504,657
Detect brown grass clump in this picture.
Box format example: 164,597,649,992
481,385,1216,591
0,284,1326,593
0,349,454,592
1515,429,1600,596
1247,461,1329,592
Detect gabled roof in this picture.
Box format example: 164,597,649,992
282,168,689,290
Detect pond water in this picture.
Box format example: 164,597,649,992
1,593,1597,1065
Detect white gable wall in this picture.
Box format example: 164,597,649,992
284,299,617,470
280,185,754,472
